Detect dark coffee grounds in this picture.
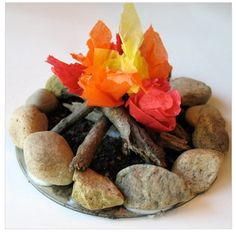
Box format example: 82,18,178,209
90,136,145,182
47,105,72,130
47,93,84,128
62,119,94,154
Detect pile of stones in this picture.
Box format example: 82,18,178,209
8,76,229,215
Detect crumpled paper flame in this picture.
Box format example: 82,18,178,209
47,3,180,131
140,26,172,79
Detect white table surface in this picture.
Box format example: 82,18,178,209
5,3,232,229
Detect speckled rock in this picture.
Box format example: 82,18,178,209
8,105,48,149
45,75,67,97
24,131,74,186
115,164,193,213
170,77,211,106
72,169,124,210
26,88,59,114
185,104,225,127
172,149,224,193
192,112,229,152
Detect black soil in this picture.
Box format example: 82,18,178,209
90,136,145,182
47,105,72,130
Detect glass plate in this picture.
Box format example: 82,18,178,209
15,147,194,219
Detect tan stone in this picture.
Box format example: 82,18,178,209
26,88,59,114
72,169,124,210
192,112,229,152
172,149,224,193
24,131,74,186
8,105,48,149
116,164,193,212
185,104,225,127
185,105,205,127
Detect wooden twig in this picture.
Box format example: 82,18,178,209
170,123,191,142
51,102,93,133
102,107,166,167
159,132,191,151
69,116,111,171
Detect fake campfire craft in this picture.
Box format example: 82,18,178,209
9,3,229,217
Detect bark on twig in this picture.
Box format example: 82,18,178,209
63,102,103,122
170,123,191,142
102,107,166,167
51,102,93,133
159,132,191,151
69,116,111,171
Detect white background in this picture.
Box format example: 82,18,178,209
5,3,232,229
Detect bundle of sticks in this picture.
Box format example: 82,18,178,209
51,102,191,172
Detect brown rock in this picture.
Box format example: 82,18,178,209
72,169,124,210
200,105,226,127
192,112,229,152
8,105,48,149
24,131,74,186
185,105,205,127
185,104,225,127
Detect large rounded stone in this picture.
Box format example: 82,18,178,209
115,164,192,213
72,169,124,210
170,77,211,106
172,149,224,194
24,131,74,186
192,112,229,152
26,88,59,114
185,104,225,127
8,105,48,149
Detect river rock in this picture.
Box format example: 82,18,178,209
115,164,193,213
172,149,224,193
26,88,59,114
24,131,74,186
72,169,124,210
192,112,229,152
8,105,48,149
45,75,67,97
185,105,205,127
170,77,211,106
185,104,225,127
